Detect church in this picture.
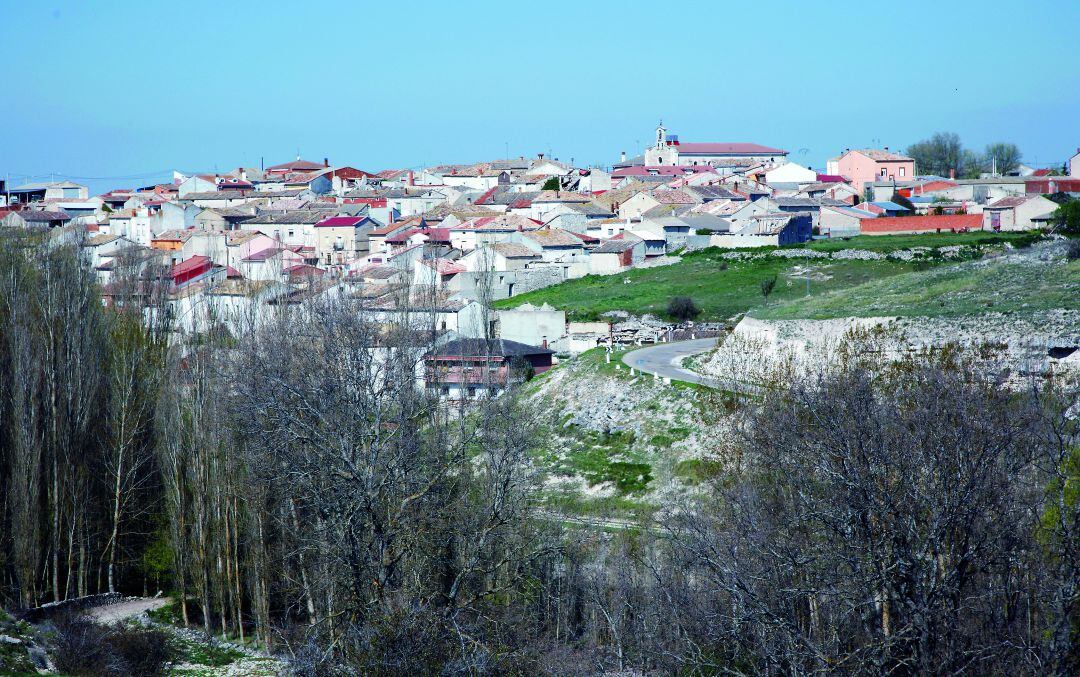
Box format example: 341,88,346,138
643,123,788,168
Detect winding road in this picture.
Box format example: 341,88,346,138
621,337,722,387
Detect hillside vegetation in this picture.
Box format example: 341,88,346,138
495,231,1039,321
755,241,1079,320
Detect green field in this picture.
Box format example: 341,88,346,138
495,251,919,322
755,253,1080,320
494,232,1043,322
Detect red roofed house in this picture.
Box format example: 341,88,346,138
859,213,981,236
313,215,378,266
171,255,222,289
644,123,787,167
898,180,959,198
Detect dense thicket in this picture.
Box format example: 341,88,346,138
1,232,1076,674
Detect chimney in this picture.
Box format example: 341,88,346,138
884,146,889,151
538,153,545,160
324,157,329,167
408,170,415,186
620,151,627,162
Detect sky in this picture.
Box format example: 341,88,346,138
2,0,1079,195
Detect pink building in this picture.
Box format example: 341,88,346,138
837,149,916,197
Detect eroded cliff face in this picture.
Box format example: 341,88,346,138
702,310,1080,388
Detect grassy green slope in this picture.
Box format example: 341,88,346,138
496,250,930,321
493,232,1040,322
755,254,1080,320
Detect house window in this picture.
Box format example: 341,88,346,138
880,168,887,177
467,387,476,398
900,167,906,177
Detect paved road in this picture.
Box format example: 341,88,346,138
621,337,722,387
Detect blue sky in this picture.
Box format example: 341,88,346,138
3,0,1079,195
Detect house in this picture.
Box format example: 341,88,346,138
195,207,258,230
264,158,328,176
590,235,645,274
1070,148,1080,178
6,181,88,203
636,215,693,250
764,162,817,186
859,213,981,235
798,181,859,204
150,229,196,262
836,148,915,197
449,213,541,252
413,257,467,289
1,209,72,229
618,188,697,219
313,215,379,265
711,213,812,248
820,205,875,237
497,303,567,352
861,201,911,217
426,338,555,400
244,210,328,248
513,228,588,265
459,243,542,272
982,195,1058,231
542,202,614,233
237,246,306,281
644,123,787,167
1024,177,1080,195
171,255,223,289
177,174,218,197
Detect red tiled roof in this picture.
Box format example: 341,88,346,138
474,186,499,205
421,258,465,275
859,214,980,234
1031,168,1052,177
285,264,325,278
315,215,367,228
816,174,847,183
673,142,786,155
172,255,211,276
266,159,325,172
386,227,420,243
906,180,958,196
612,165,716,177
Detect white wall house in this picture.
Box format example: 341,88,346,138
764,162,816,185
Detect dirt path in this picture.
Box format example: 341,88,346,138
86,596,170,623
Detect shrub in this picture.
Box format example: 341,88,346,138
760,275,778,304
541,177,560,191
1067,239,1080,261
1053,200,1080,235
52,616,174,676
52,616,110,676
667,296,701,321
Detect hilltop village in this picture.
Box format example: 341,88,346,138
3,126,1079,395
